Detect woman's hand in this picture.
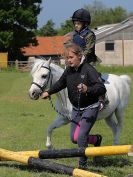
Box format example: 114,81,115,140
41,92,49,99
77,83,88,93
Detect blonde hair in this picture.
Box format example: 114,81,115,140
63,42,83,59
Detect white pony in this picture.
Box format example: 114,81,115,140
29,59,131,148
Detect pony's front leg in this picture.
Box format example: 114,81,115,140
46,116,70,149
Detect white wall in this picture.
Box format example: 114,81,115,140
96,40,133,66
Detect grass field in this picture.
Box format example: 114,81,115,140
0,66,133,177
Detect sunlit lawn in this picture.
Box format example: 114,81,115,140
0,67,133,177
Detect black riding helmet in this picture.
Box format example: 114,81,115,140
71,8,91,25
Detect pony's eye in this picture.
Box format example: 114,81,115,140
42,75,47,79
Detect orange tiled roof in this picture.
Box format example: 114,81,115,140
22,36,65,56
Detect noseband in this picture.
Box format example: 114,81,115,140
31,66,52,94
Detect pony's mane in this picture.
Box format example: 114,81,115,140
31,60,44,75
50,63,64,73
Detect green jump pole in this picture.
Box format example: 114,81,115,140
0,148,107,177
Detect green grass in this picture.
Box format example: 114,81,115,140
96,64,133,74
0,66,133,177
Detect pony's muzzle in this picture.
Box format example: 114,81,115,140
29,90,40,100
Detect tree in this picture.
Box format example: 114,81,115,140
0,0,42,61
57,20,73,35
35,19,57,36
37,19,73,36
55,1,129,35
84,1,128,28
108,6,128,23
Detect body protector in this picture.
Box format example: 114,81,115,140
73,28,98,63
73,27,89,50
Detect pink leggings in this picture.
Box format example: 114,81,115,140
70,106,99,147
73,120,97,145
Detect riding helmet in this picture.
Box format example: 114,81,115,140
71,8,91,25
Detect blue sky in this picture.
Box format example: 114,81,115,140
37,0,133,29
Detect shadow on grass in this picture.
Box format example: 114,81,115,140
0,161,73,175
90,156,132,167
0,162,42,172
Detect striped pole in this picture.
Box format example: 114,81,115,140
0,145,133,161
38,145,133,158
85,145,133,157
0,148,106,177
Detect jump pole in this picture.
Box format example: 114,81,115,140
0,145,133,161
0,148,107,177
128,152,133,156
38,145,133,158
85,145,133,157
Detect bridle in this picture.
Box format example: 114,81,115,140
31,65,52,95
31,64,80,125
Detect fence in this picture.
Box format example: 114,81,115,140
0,59,65,72
0,60,32,72
14,60,32,71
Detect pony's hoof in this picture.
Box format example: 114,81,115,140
46,144,54,150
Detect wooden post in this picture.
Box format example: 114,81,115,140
15,60,19,70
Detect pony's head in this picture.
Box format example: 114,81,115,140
29,58,51,100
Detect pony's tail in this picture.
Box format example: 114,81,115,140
120,75,131,86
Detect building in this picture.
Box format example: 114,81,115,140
22,16,133,66
22,36,65,63
95,16,133,66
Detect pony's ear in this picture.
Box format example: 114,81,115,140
47,57,52,66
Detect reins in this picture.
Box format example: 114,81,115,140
46,68,81,125
48,96,80,125
48,83,83,125
48,96,70,120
